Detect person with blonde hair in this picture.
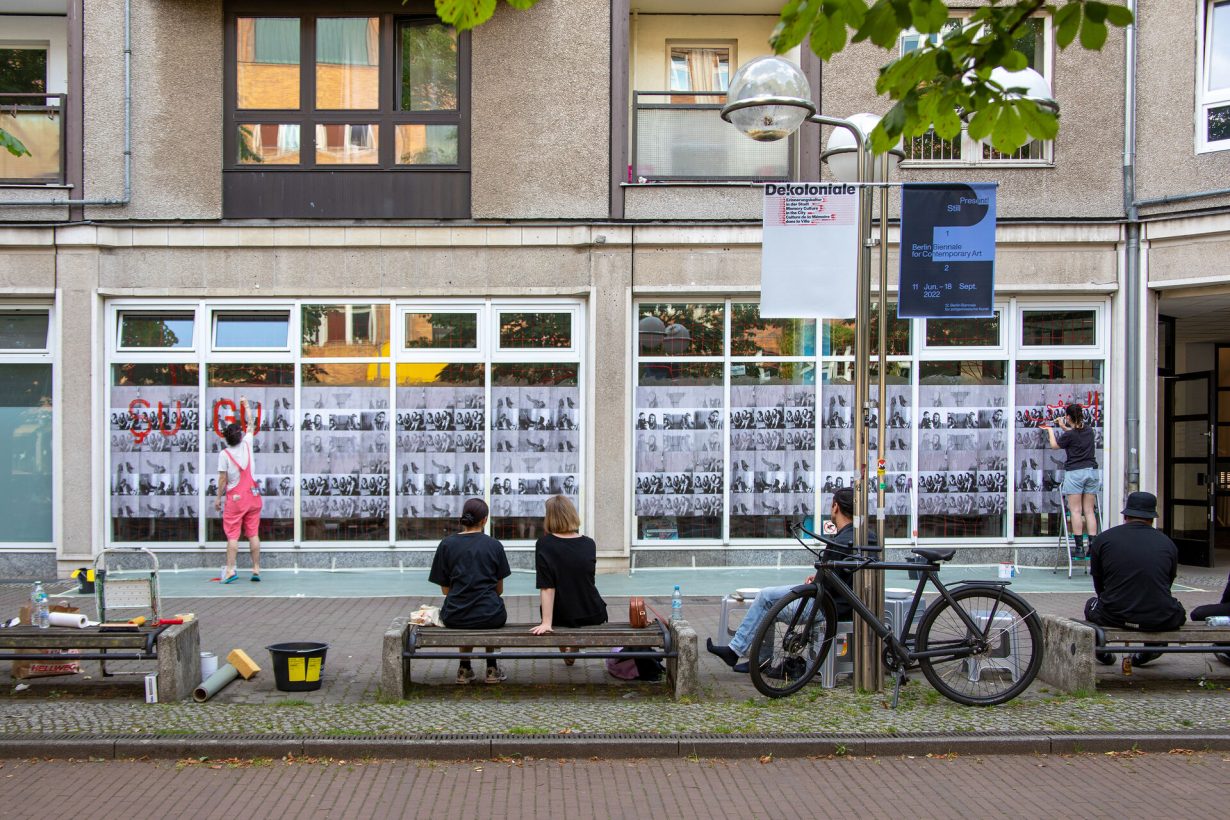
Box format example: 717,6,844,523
530,495,608,663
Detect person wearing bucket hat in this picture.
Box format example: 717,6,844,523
1083,492,1186,666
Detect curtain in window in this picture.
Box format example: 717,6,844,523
683,49,726,92
237,18,299,65
318,18,380,66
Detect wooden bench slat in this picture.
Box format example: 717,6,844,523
0,633,155,650
412,624,664,649
1095,627,1230,642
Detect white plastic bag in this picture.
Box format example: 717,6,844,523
409,604,442,627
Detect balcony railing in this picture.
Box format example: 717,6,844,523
0,93,66,185
632,91,792,182
902,126,1051,166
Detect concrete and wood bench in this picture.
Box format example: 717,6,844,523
0,621,200,701
381,617,699,701
1039,614,1230,692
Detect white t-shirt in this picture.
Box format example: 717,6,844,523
217,434,255,491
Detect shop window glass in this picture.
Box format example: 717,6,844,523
399,22,458,111
637,303,725,357
405,312,478,350
490,363,581,542
729,362,813,539
301,304,390,357
916,360,1008,539
395,363,485,541
0,364,52,542
238,124,301,164
214,312,290,349
925,312,1001,347
205,365,295,542
730,304,815,357
0,311,49,350
823,303,910,356
1021,310,1096,347
395,123,459,165
299,366,389,541
635,362,723,540
316,17,380,110
236,17,300,110
1014,361,1104,537
868,362,913,539
109,364,200,542
315,123,379,164
497,312,573,349
119,312,195,349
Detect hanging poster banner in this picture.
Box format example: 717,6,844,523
761,183,859,319
898,182,997,318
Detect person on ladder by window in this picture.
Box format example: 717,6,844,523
1043,403,1099,559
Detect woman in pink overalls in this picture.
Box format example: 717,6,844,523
215,396,263,583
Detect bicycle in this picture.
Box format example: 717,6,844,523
746,523,1043,707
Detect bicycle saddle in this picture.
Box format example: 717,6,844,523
912,547,956,563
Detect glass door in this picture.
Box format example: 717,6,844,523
1164,371,1215,567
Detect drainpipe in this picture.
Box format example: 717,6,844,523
1123,0,1140,492
0,0,131,206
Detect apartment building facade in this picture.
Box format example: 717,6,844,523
1,0,1228,576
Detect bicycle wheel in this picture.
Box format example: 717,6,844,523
915,585,1042,706
747,587,837,698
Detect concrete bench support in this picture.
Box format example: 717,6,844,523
667,618,699,701
1038,614,1096,694
156,620,201,702
381,616,411,701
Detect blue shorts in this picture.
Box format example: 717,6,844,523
1062,467,1100,496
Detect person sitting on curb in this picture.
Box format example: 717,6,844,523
706,487,858,675
428,497,512,685
1084,491,1186,667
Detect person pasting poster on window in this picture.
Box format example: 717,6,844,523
215,396,262,583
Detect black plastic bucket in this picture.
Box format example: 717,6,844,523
266,642,329,692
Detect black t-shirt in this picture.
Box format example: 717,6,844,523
1057,425,1097,470
428,532,512,629
1090,522,1185,629
823,523,857,618
535,534,608,628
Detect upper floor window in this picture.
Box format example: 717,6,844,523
1201,1,1230,151
899,14,1053,166
224,3,469,218
668,43,732,93
0,15,67,186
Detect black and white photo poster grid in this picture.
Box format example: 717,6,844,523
205,386,296,523
299,382,390,526
490,383,580,520
634,384,724,522
916,383,1009,533
869,377,914,535
819,377,855,518
395,381,485,521
729,378,815,521
1014,382,1104,519
109,378,201,532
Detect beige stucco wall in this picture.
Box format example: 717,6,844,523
1135,0,1230,213
630,13,777,91
624,184,761,220
470,0,609,220
83,0,223,221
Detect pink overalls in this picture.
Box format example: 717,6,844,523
222,441,263,541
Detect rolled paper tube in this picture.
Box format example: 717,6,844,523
193,663,239,703
48,611,89,629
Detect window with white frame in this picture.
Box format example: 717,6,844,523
1201,1,1230,151
105,300,584,548
632,299,1106,545
899,14,1053,165
0,306,54,544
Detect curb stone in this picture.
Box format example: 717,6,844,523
4,732,1230,760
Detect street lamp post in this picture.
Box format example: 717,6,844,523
721,57,896,691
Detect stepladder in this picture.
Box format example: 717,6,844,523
1054,490,1100,578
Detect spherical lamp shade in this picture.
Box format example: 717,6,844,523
661,323,692,355
639,315,666,353
822,112,902,183
721,56,815,142
988,66,1058,114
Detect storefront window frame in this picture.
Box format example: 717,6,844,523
631,296,1108,548
209,307,294,354
104,298,585,552
0,302,56,548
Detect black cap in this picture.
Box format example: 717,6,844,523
1121,491,1158,519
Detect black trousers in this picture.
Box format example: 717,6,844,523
1190,574,1230,621
1084,596,1185,632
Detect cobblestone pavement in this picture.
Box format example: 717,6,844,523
2,752,1228,819
1,568,1228,738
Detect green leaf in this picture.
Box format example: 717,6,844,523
1015,99,1060,141
503,0,537,8
1105,5,1135,27
933,98,962,140
0,128,30,158
1079,17,1109,51
1055,5,1081,50
909,0,948,34
771,0,818,53
966,103,998,143
855,0,907,48
1001,50,1027,71
434,0,498,30
810,11,850,61
991,104,1028,154
1084,2,1108,24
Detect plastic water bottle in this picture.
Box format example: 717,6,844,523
671,585,683,622
32,581,50,629
1207,615,1230,627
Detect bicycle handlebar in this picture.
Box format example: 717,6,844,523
789,521,882,555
